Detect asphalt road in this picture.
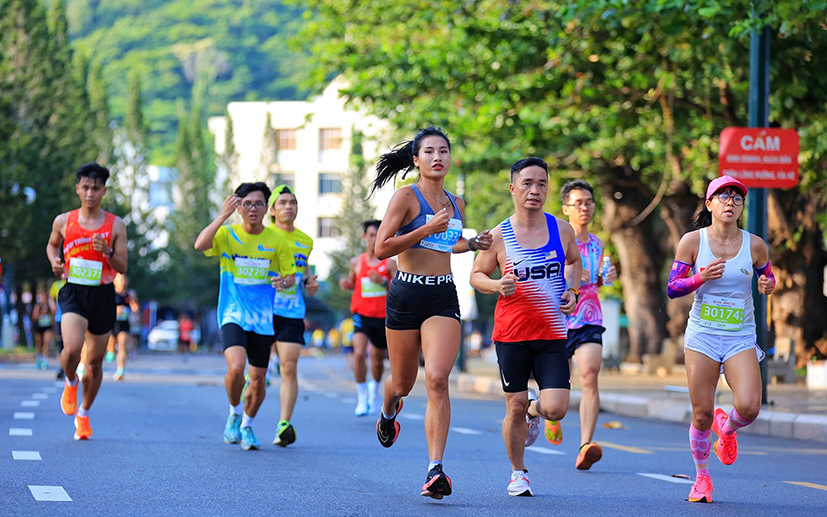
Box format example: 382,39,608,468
1,353,826,516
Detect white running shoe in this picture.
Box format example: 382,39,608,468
354,387,369,416
525,388,541,447
508,470,533,497
367,379,379,414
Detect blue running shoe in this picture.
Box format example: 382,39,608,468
223,413,242,444
240,426,260,450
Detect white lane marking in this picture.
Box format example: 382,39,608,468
324,393,338,398
154,369,174,375
342,397,356,404
401,413,425,421
42,387,58,393
450,427,482,435
32,393,48,400
637,473,694,484
54,381,65,388
527,446,566,455
21,400,40,407
12,451,42,460
14,412,35,420
10,428,33,436
29,486,72,502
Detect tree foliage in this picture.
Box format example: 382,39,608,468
295,0,827,358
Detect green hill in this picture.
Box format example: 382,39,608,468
66,0,307,165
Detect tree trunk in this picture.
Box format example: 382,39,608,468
659,190,703,360
600,174,669,362
768,190,827,366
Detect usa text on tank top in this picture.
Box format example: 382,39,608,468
687,228,755,336
63,209,117,286
492,213,568,342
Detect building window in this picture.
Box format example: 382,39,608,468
275,129,297,151
319,128,343,151
271,172,295,189
318,217,340,238
318,173,342,194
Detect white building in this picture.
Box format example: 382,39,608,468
208,77,394,279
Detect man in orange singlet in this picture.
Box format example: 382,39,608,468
340,220,397,416
46,163,128,440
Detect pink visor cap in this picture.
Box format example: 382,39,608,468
706,175,747,200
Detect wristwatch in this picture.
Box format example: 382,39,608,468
108,248,115,258
568,287,580,303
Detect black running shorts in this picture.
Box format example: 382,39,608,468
112,320,131,336
273,315,306,345
385,272,460,330
565,324,605,358
58,283,116,336
221,323,273,368
495,339,570,393
353,313,387,350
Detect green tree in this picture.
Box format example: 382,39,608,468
296,0,827,360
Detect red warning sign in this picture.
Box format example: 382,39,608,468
718,127,799,189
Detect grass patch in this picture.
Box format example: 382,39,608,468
0,346,33,355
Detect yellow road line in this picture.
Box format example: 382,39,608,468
596,441,653,454
784,481,827,492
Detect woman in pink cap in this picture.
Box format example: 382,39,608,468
667,175,776,503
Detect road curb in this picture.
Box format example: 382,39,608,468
453,372,827,443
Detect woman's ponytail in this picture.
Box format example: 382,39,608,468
369,140,415,198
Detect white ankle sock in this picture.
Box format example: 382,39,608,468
230,404,243,416
241,413,254,428
428,461,442,473
77,407,89,417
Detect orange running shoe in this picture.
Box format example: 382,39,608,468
711,408,738,465
687,475,714,503
575,442,603,470
74,414,92,440
544,420,563,445
61,381,78,415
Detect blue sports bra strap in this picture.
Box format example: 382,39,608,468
445,190,462,224
409,184,430,212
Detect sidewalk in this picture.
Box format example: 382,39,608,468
452,350,827,443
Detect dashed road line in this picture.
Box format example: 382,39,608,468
526,446,566,455
341,397,356,404
598,441,653,454
21,400,40,407
401,413,424,421
32,393,48,400
14,412,35,420
41,387,58,393
12,451,41,460
29,486,72,502
450,427,482,435
784,481,827,492
9,428,32,436
638,473,694,484
647,446,767,456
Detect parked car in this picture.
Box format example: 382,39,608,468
147,320,200,351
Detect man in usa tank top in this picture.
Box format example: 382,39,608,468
46,163,128,441
667,176,776,503
470,157,582,497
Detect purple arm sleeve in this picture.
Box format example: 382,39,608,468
755,261,776,288
666,260,704,299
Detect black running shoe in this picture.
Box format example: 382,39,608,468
273,420,296,447
421,464,453,499
56,368,65,380
376,399,403,448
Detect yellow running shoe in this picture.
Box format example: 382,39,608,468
544,420,563,445
74,414,92,440
61,381,78,415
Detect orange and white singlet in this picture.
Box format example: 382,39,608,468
62,209,117,286
350,253,391,319
492,213,568,342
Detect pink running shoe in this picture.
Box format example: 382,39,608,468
711,408,738,465
687,475,714,503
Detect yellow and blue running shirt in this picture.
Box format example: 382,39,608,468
270,224,314,319
203,224,297,335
